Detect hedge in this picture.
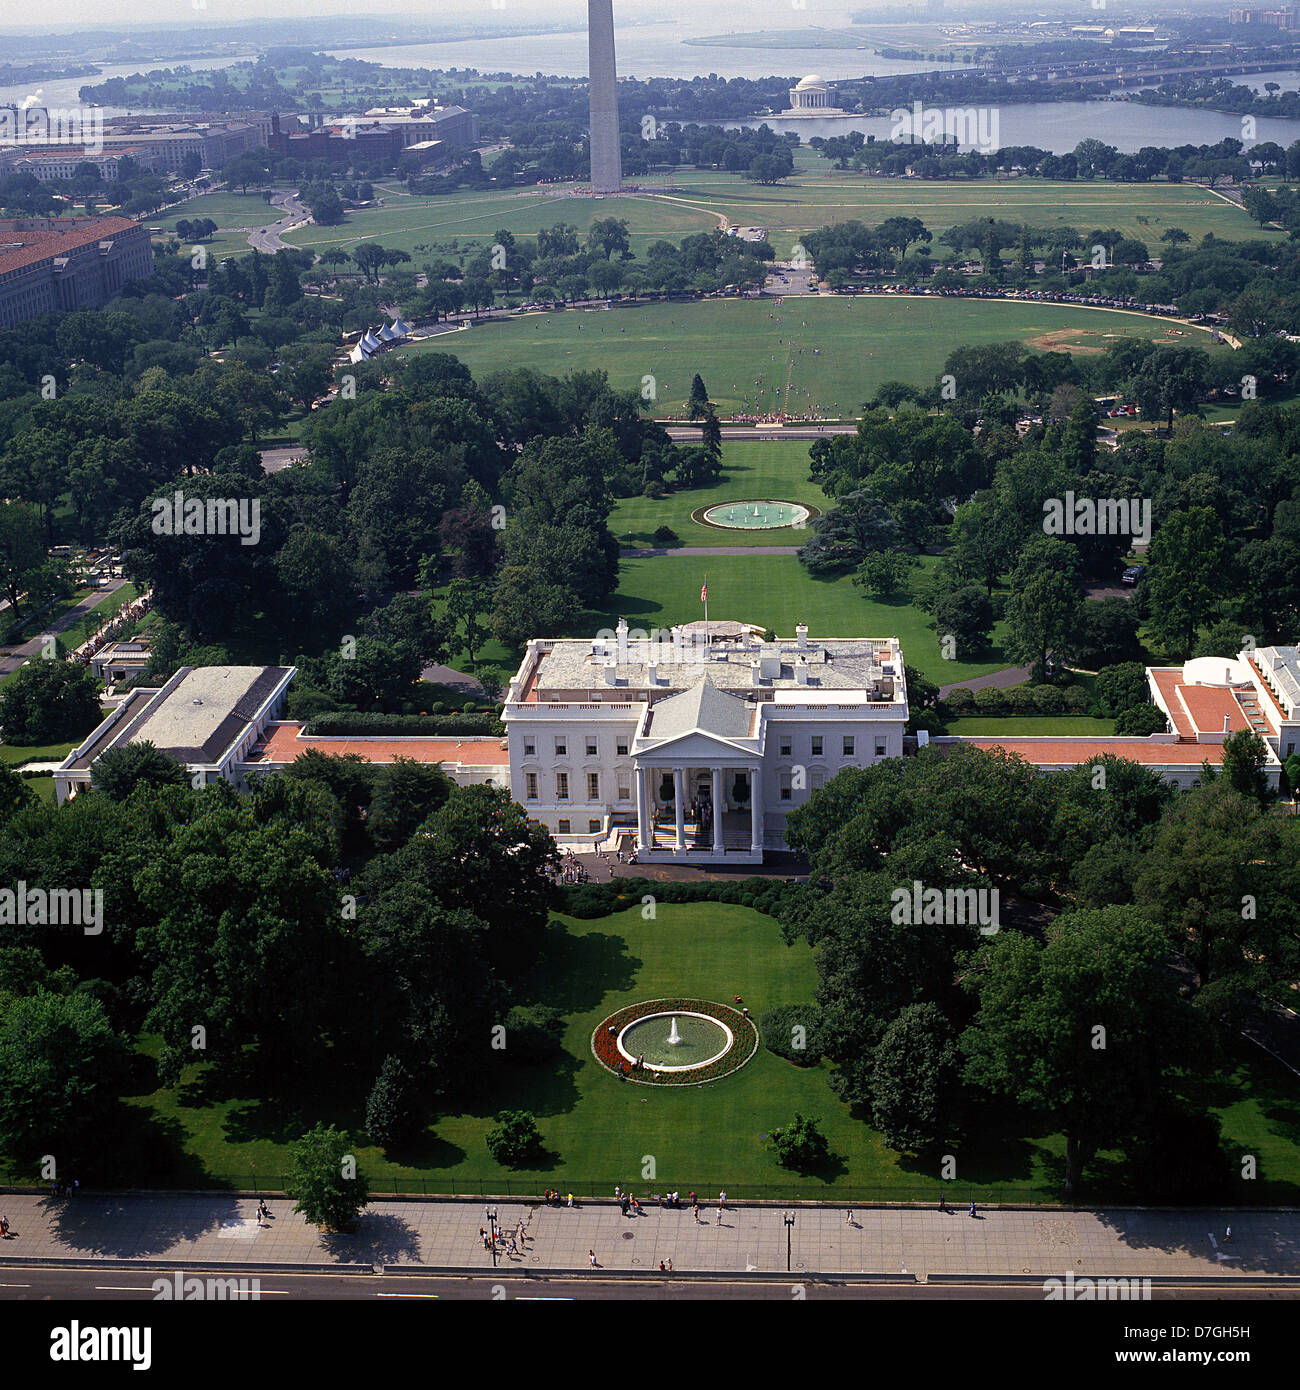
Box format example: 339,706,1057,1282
303,711,505,737
561,876,799,920
940,683,1089,719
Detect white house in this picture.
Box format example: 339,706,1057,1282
502,620,909,863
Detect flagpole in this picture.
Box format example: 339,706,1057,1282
703,572,708,647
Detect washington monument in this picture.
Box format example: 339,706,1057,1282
588,0,623,193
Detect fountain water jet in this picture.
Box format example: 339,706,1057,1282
667,1016,682,1046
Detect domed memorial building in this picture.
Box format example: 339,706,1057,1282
786,74,832,113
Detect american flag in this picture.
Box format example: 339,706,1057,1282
700,582,708,603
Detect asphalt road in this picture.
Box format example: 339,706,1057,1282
2,1266,1295,1301
0,578,128,681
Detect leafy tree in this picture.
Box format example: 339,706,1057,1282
759,1003,825,1066
91,742,189,801
1002,537,1084,678
286,1123,370,1232
367,758,454,852
933,585,994,655
768,1113,830,1171
503,1004,566,1062
1092,662,1149,717
687,373,709,419
1113,703,1168,736
870,1004,959,1153
0,502,45,612
0,660,102,744
364,1054,423,1149
962,907,1202,1198
1146,507,1231,659
854,551,916,600
0,992,129,1171
486,1109,543,1166
1213,728,1273,807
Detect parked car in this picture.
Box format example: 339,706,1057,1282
1121,566,1144,586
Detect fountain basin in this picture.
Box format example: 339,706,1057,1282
700,499,812,531
616,1011,733,1072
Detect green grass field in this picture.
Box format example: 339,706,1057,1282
113,902,1300,1201
279,152,1275,269
612,441,826,548
0,738,77,768
407,295,1221,420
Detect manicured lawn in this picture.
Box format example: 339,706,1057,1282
587,553,1013,687
0,739,77,768
612,440,826,548
113,902,1300,1202
944,716,1118,736
23,775,57,804
282,154,1273,271
403,295,1226,420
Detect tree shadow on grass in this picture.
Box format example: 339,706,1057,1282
515,923,641,1014
380,1131,467,1172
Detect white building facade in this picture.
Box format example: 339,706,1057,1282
503,621,909,863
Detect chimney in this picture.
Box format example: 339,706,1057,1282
616,616,628,666
1224,715,1231,734
603,658,618,686
796,623,808,650
673,627,684,661
1226,667,1232,684
751,659,763,687
795,656,809,686
647,661,659,686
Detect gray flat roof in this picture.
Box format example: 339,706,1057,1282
63,665,293,771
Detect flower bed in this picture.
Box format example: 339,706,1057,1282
591,998,758,1086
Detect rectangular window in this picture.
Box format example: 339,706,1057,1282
875,742,887,758
555,738,566,756
811,736,823,756
589,819,601,834
523,739,535,756
525,772,538,801
780,739,792,756
556,772,569,801
843,737,855,756
586,739,597,756
588,772,600,800
616,739,629,756
618,783,630,801
557,819,571,835
780,784,793,802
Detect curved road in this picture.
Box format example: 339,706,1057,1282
247,192,312,253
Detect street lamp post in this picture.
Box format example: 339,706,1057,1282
783,1211,795,1272
486,1206,498,1267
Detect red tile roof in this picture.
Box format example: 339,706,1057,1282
0,216,140,276
246,722,509,767
1176,684,1252,736
958,737,1226,767
1149,669,1195,737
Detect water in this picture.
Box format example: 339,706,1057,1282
322,24,970,83
720,101,1300,155
0,55,255,120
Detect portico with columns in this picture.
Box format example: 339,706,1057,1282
502,620,910,863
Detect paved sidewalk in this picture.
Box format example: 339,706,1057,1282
0,1195,1293,1277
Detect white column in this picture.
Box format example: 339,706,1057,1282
712,767,724,857
749,764,763,854
636,765,648,852
673,768,686,852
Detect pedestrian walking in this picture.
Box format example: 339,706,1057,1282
1226,1225,1233,1242
589,1249,598,1267
716,1204,724,1224
693,1204,700,1224
0,1215,9,1239
666,1257,672,1272
845,1209,853,1226
506,1237,517,1257
939,1193,947,1213
969,1201,977,1218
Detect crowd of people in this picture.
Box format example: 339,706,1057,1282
70,591,153,669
